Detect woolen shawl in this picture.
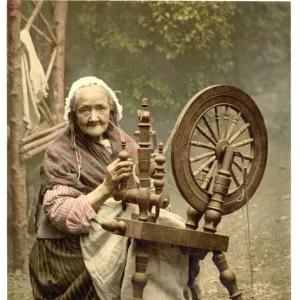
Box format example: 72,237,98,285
41,121,138,195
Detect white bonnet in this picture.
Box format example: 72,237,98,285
63,76,123,122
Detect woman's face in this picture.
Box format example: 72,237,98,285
74,85,111,141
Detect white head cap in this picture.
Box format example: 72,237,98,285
64,76,123,123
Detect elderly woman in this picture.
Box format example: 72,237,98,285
29,77,138,300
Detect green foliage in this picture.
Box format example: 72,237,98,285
66,1,236,115
141,2,235,61
65,1,290,120
21,1,290,119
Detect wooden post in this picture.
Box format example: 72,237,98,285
7,0,28,272
49,1,68,123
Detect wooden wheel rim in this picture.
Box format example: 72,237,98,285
171,85,268,215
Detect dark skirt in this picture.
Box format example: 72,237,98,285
29,236,100,300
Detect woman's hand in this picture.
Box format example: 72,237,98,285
86,158,133,212
103,158,133,192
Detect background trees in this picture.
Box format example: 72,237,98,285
64,2,289,111
66,1,236,114
63,1,290,143
20,1,290,139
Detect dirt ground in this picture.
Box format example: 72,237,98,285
7,131,290,299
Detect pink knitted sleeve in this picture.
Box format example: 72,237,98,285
43,185,96,235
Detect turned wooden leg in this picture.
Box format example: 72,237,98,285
131,240,149,300
186,205,203,230
185,206,206,290
212,251,243,300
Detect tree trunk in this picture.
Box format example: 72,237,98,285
49,1,68,123
7,0,28,272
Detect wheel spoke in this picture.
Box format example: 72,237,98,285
231,138,254,148
237,153,254,161
190,151,215,163
190,140,215,150
195,125,217,145
228,123,250,144
226,112,241,140
221,106,230,139
233,160,243,172
230,167,242,187
202,115,219,142
201,159,218,190
193,155,217,177
214,106,221,139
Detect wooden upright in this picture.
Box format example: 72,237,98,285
49,0,68,123
8,0,28,271
7,0,69,271
203,145,243,300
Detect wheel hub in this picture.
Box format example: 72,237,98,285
215,139,229,160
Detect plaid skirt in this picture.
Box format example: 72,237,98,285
29,236,100,300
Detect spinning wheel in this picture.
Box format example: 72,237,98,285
101,86,268,300
171,85,268,215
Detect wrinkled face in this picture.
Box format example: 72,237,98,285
74,85,110,141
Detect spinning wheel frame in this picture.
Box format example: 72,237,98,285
171,85,268,215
